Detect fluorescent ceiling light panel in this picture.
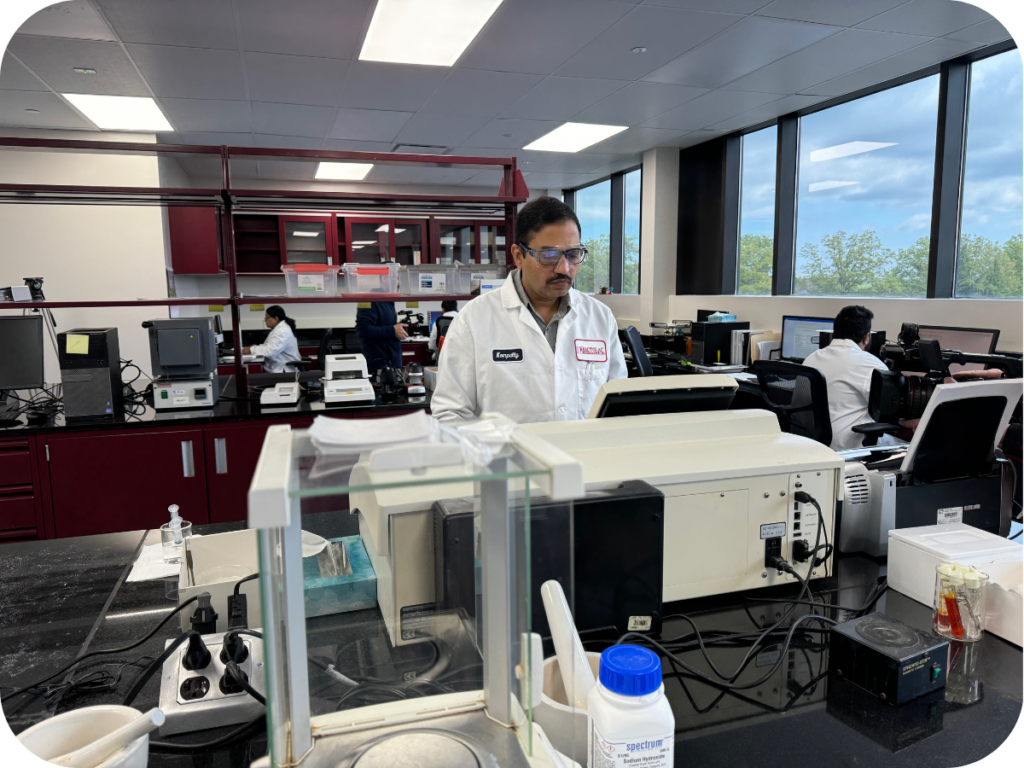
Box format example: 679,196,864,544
62,94,172,131
353,240,378,245
810,141,896,162
315,162,373,180
293,231,319,237
525,122,627,153
394,228,406,234
360,0,503,67
809,180,859,192
375,224,390,233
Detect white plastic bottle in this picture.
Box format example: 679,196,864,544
588,645,674,768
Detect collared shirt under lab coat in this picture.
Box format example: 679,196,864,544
428,310,458,352
803,338,890,451
249,321,302,372
431,277,627,424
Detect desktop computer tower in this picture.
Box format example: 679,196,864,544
691,320,749,365
57,328,123,419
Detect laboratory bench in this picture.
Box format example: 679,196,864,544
0,375,429,543
1,520,1019,768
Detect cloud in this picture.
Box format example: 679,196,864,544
810,141,898,162
809,181,859,192
898,212,932,232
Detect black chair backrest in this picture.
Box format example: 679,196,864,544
317,328,334,373
752,360,832,446
340,329,362,354
435,315,455,353
623,325,653,377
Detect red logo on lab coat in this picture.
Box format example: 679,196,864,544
574,339,607,362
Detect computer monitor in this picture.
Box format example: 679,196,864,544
916,325,999,374
781,316,835,363
588,375,737,419
0,315,45,390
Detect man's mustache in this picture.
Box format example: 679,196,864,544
548,273,572,283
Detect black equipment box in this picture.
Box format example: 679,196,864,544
57,328,123,420
433,480,664,639
691,320,749,366
828,613,948,705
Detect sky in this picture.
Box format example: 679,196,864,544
739,50,1023,273
572,168,642,292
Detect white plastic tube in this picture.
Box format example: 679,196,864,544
541,580,595,709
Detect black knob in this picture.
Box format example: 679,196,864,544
220,631,249,665
182,633,212,671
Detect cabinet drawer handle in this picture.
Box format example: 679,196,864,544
214,438,228,475
181,441,195,478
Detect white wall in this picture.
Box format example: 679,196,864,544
637,147,679,329
668,294,1024,352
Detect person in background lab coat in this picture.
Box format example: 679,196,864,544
243,305,302,373
431,196,627,424
429,300,459,354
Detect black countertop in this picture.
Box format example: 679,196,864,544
2,522,1020,768
0,373,429,437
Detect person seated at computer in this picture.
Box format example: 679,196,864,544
803,305,893,451
428,300,459,356
242,305,302,373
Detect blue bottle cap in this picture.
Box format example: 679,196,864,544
599,645,662,696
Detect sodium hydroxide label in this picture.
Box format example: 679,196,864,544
590,724,673,768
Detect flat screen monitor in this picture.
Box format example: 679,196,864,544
782,316,834,362
0,315,45,390
591,386,735,418
916,325,999,373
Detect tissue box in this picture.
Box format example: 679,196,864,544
303,536,377,618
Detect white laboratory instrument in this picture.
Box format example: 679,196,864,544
350,396,843,647
153,375,217,410
260,381,300,406
322,354,375,405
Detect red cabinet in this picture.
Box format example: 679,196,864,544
47,430,209,538
279,215,338,266
168,206,222,274
0,438,40,541
204,424,275,524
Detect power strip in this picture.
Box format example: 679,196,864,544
157,631,265,736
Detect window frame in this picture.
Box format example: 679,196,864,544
564,165,643,295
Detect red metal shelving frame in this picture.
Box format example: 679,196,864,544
0,137,526,392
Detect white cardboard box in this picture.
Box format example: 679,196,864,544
178,529,262,633
888,523,1022,646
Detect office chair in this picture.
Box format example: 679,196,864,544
751,360,832,446
623,325,653,377
317,328,334,373
434,315,455,358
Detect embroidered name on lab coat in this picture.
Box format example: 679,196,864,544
574,339,607,362
492,348,524,363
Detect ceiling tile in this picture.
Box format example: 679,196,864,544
0,53,47,91
671,130,723,148
754,0,908,27
461,170,506,188
856,0,992,37
420,69,543,118
585,126,688,154
330,108,413,142
463,118,562,149
158,98,252,132
458,0,632,75
127,44,246,99
337,62,449,112
518,171,581,189
798,36,980,97
643,15,839,88
543,153,621,174
96,0,236,49
722,28,928,94
252,102,335,137
252,134,325,149
245,52,347,106
392,144,449,154
705,93,824,131
394,112,490,147
641,1,771,12
574,81,708,125
8,36,150,96
945,18,1013,45
367,166,477,185
554,5,739,80
322,139,394,151
237,0,373,59
0,89,94,129
257,158,318,181
18,1,116,41
585,156,644,178
499,77,628,121
641,89,783,129
447,147,561,173
159,131,254,147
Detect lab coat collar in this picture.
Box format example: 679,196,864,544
829,338,860,349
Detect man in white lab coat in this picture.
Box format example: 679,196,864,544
431,196,627,424
803,305,891,451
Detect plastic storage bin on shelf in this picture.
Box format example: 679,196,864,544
400,265,457,296
281,264,340,297
458,264,508,294
341,263,400,297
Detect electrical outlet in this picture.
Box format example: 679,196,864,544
158,631,265,736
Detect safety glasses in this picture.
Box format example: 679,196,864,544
517,243,589,267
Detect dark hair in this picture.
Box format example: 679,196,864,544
441,300,458,313
266,305,297,334
833,305,873,343
515,196,581,246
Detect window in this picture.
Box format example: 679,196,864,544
738,126,777,295
574,179,611,295
623,169,641,295
956,51,1024,298
794,76,939,297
